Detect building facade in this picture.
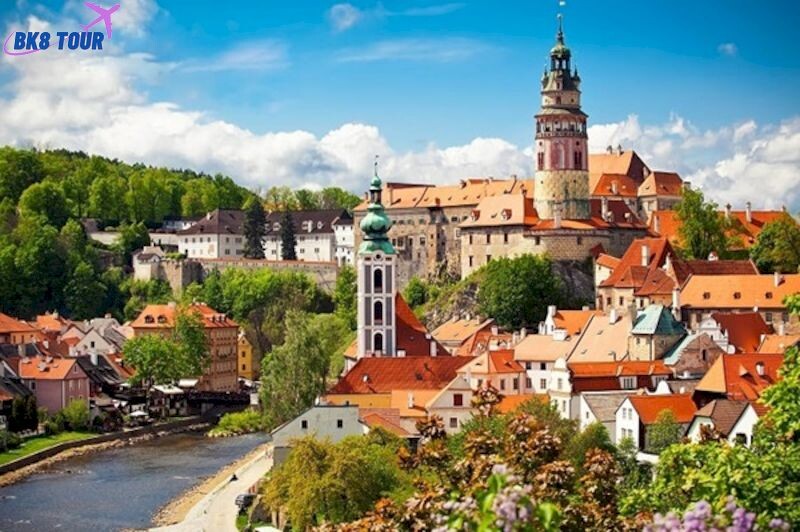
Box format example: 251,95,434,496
177,209,245,259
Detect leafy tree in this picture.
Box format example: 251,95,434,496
242,197,266,259
333,264,357,330
295,189,320,210
62,159,101,218
88,174,128,224
18,181,70,228
476,254,563,328
565,421,616,471
64,261,107,319
123,279,172,321
61,399,90,431
675,188,731,260
260,311,348,429
24,395,38,431
116,221,150,261
646,409,682,454
126,169,172,224
280,210,297,260
264,186,299,212
750,213,800,273
60,219,95,271
403,276,429,308
12,215,67,317
173,308,210,376
320,186,362,211
0,147,44,203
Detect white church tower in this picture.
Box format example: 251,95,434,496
356,159,398,360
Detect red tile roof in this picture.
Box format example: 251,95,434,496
695,353,783,401
592,173,639,198
131,303,237,330
628,394,696,424
650,210,793,250
18,357,84,380
395,294,447,356
599,237,674,289
634,267,677,297
637,171,683,197
711,312,772,353
0,313,39,334
569,360,671,377
359,408,410,436
596,253,620,270
328,356,472,394
680,274,800,310
497,393,548,414
588,150,649,190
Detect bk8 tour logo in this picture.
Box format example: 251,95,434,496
4,2,119,56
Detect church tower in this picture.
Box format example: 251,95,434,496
356,161,397,359
533,15,590,220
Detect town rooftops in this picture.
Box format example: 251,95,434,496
630,305,686,336
497,393,548,414
599,237,674,289
514,333,579,363
627,393,696,424
359,408,410,436
596,253,621,270
710,312,772,353
637,171,683,197
18,356,83,380
758,334,800,354
591,173,639,198
177,209,245,236
649,209,792,250
264,209,352,236
680,274,800,309
691,399,751,437
588,150,650,190
582,392,629,423
327,356,473,394
552,309,600,336
395,294,447,357
670,259,759,285
695,353,783,401
459,350,524,375
568,360,671,378
432,317,494,346
459,194,539,228
0,313,39,335
567,312,633,364
131,302,237,329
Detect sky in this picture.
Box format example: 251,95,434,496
1,0,799,210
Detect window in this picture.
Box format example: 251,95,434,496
733,292,741,300
468,256,474,267
301,420,308,430
557,378,563,390
486,234,491,244
374,333,384,353
765,291,773,299
576,237,583,245
453,393,463,407
500,380,506,390
537,152,544,170
469,234,473,245
734,433,747,445
526,377,532,389
374,300,384,323
486,255,492,263
618,297,624,306
540,362,547,370
512,378,519,390
765,312,773,323
373,269,383,292
621,377,636,389
504,232,509,244
337,419,343,429
534,236,541,245
450,417,458,429
90,341,95,348
540,378,547,390
242,364,246,371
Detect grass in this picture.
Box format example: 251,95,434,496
0,431,95,466
235,513,248,531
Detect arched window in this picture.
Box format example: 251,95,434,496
374,300,384,323
374,333,384,353
373,268,383,292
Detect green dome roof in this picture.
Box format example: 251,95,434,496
360,205,392,235
359,167,395,256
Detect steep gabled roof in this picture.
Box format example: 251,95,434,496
592,173,639,198
18,357,84,381
758,334,800,354
695,353,783,401
630,305,686,336
588,150,649,190
0,313,39,335
460,350,524,375
628,394,696,424
710,312,772,353
599,237,674,289
637,171,683,198
432,318,494,346
328,356,472,394
691,399,750,437
583,392,629,423
178,209,244,236
395,294,447,356
596,253,620,270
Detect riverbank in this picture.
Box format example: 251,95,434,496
0,419,211,487
152,441,271,527
0,431,94,466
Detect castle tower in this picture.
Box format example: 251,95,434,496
533,14,590,220
356,160,397,359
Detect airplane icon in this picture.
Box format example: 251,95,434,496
82,2,121,40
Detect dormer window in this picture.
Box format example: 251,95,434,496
765,292,773,299
702,292,711,300
471,210,480,221
144,315,154,324
500,209,511,221
157,315,167,324
733,292,741,300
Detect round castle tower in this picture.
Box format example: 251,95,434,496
533,15,590,220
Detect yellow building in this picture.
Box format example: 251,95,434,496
237,331,258,381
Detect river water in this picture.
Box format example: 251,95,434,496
0,431,268,532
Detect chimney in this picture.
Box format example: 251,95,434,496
17,343,25,357
617,144,623,155
429,340,437,357
653,213,661,234
683,181,691,191
547,305,557,319
553,203,562,229
609,308,618,324
491,325,499,336
601,197,609,220
641,243,650,267
745,202,752,223
756,362,765,377
611,181,618,195
628,304,638,328
725,203,732,220
672,287,681,320
774,271,783,287
606,145,613,154
168,301,177,309
90,351,98,366
520,327,527,340
407,392,414,409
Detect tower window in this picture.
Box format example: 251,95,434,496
373,268,383,292
374,300,384,323
556,96,561,105
374,333,384,353
537,152,544,171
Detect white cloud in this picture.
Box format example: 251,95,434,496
328,3,362,32
717,42,738,57
336,37,491,63
394,3,465,16
180,40,288,73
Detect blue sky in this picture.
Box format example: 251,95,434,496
1,0,799,209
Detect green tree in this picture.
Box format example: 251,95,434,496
319,187,362,210
750,213,800,273
565,421,616,471
264,186,298,211
61,399,90,431
88,174,128,224
242,197,266,259
18,181,70,228
476,254,563,328
24,395,38,431
174,308,210,376
123,334,183,387
333,265,357,330
260,311,348,429
64,261,107,319
675,188,731,260
0,147,44,203
12,215,67,317
646,409,682,454
116,222,150,261
126,169,172,224
62,160,100,218
280,210,297,260
403,276,429,308
295,189,320,210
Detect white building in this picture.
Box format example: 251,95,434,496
685,399,760,447
615,394,696,451
177,209,245,259
270,404,367,464
578,391,629,440
334,216,355,266
263,209,353,263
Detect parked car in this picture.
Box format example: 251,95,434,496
235,493,255,511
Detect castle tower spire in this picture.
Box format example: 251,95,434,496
532,13,590,220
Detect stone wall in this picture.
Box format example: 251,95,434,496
197,258,339,292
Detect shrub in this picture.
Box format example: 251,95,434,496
209,409,265,437
61,399,90,431
0,430,21,451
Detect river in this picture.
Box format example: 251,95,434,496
0,431,268,532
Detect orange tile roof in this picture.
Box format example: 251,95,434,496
432,318,493,345
680,274,800,310
459,193,539,228
553,310,600,336
461,349,525,375
514,333,578,362
18,357,83,380
599,237,674,289
497,393,548,414
695,353,783,401
328,356,472,394
710,312,772,353
628,394,696,424
669,259,759,285
567,313,633,364
395,294,447,356
592,173,639,198
596,253,620,270
34,313,72,333
354,178,535,212
569,360,671,377
390,389,441,418
588,151,649,191
359,408,410,436
0,313,39,334
455,328,514,357
637,171,683,197
650,210,794,250
758,334,800,354
131,303,237,330
634,267,676,297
